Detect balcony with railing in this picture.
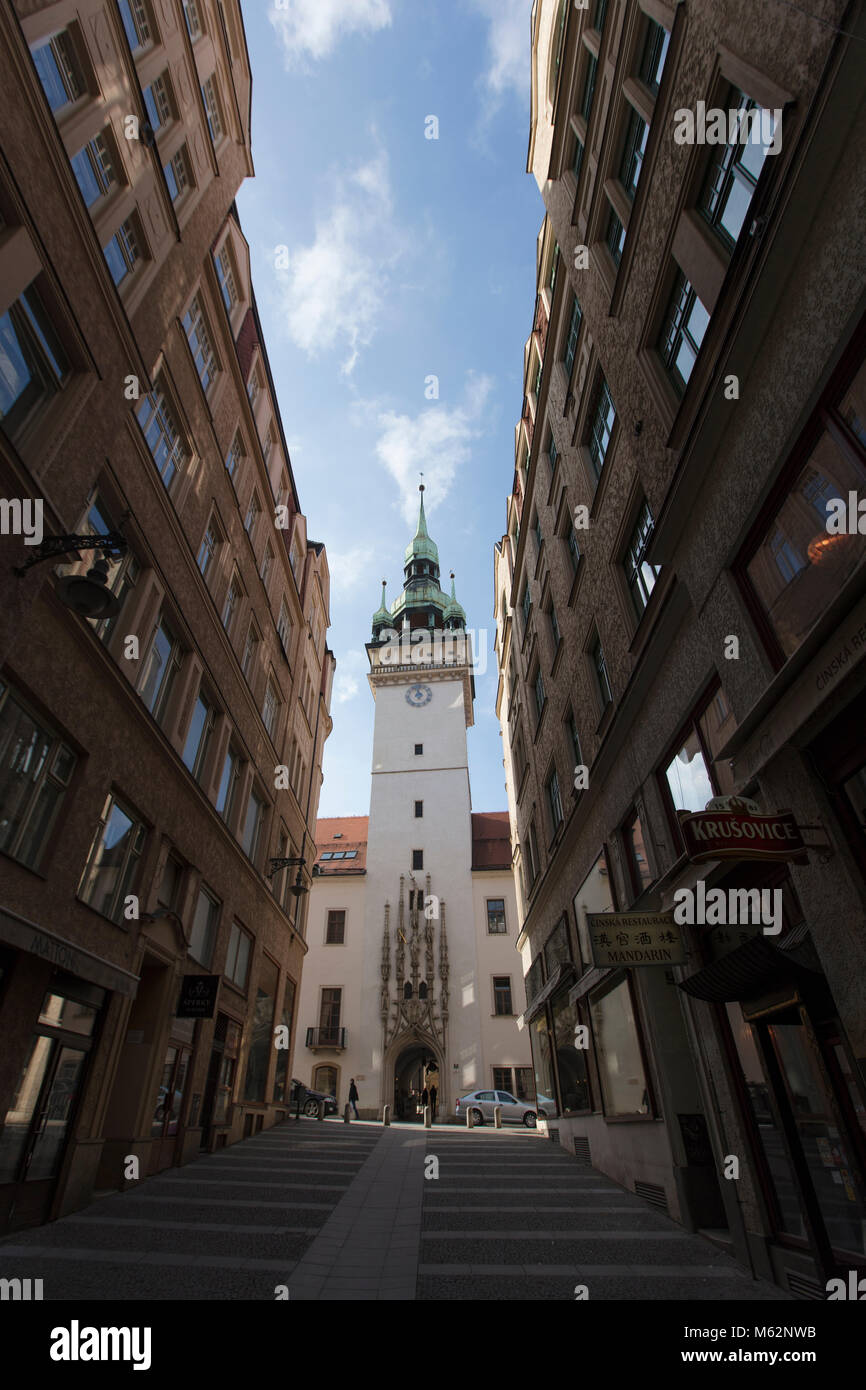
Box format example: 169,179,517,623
305,1026,348,1051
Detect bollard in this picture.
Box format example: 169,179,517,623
493,1105,502,1129
466,1107,474,1128
317,1098,325,1121
383,1104,391,1126
343,1103,351,1124
423,1105,431,1129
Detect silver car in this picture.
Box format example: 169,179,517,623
455,1089,547,1127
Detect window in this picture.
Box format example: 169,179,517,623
624,499,660,619
318,988,342,1042
740,383,866,662
567,710,583,776
277,600,292,654
572,137,585,183
493,1067,513,1093
548,243,560,293
201,76,224,143
548,433,558,470
136,383,188,489
71,131,117,208
623,808,653,899
412,849,423,871
326,910,346,945
118,0,152,51
697,86,777,250
139,616,181,723
533,666,546,722
143,74,172,131
182,0,202,40
222,573,242,633
521,584,531,628
591,634,612,710
662,686,736,818
414,800,423,818
245,490,260,539
525,819,540,890
486,899,506,934
619,108,648,201
242,788,265,863
215,746,240,822
103,217,141,287
546,766,564,832
567,525,581,575
247,368,261,409
659,272,710,393
273,980,296,1101
216,244,239,313
581,54,598,123
590,977,650,1116
262,679,280,740
189,886,219,966
0,684,76,870
182,691,214,781
493,977,513,1016
225,430,245,481
78,792,145,923
197,517,219,578
586,373,616,482
572,848,615,969
157,853,183,913
563,295,582,376
414,743,423,756
260,542,274,590
534,513,543,552
639,17,670,97
605,207,626,267
225,921,252,990
31,30,86,113
73,493,139,643
241,624,259,680
183,295,219,394
548,602,561,651
163,145,191,203
594,0,608,32
0,285,71,442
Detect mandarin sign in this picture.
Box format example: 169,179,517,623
678,808,808,865
587,912,685,967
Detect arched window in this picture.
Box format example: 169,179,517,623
403,982,413,1000
419,981,428,1001
313,1064,337,1096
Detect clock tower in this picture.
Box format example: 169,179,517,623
360,486,481,1113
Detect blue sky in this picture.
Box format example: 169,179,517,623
236,0,540,817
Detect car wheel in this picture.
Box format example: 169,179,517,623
304,1098,319,1117
523,1110,537,1128
471,1107,484,1127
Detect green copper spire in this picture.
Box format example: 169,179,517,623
372,579,391,637
443,571,467,629
404,484,439,568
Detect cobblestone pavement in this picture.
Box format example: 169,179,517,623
0,1118,793,1301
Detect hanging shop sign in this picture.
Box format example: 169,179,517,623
176,974,220,1019
587,911,685,968
678,805,808,865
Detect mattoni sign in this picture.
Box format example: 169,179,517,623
678,808,808,865
587,912,685,967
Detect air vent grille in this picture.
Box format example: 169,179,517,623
634,1180,668,1212
785,1271,824,1301
572,1136,592,1164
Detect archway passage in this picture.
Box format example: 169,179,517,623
393,1043,440,1123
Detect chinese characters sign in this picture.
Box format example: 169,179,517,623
587,912,685,967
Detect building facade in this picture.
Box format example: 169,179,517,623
0,0,333,1233
295,495,532,1122
495,0,866,1295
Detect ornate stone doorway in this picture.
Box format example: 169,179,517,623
389,1036,444,1123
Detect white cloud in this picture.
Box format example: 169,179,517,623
333,649,368,704
276,151,401,374
472,0,532,105
375,374,494,524
269,0,392,65
327,545,377,595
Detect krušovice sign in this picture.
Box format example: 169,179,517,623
587,912,685,967
678,808,808,865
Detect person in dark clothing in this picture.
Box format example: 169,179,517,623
348,1078,359,1119
429,1083,438,1120
421,1086,429,1117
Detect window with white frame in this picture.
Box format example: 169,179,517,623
659,271,710,394
189,885,219,966
0,283,71,443
222,572,242,632
103,216,142,287
143,73,173,131
260,541,274,589
225,920,252,990
216,243,239,313
30,29,87,113
201,76,224,143
262,679,280,740
117,0,153,52
623,499,660,620
197,515,220,579
139,614,182,724
241,623,259,679
277,599,292,653
136,382,188,489
163,145,192,204
71,130,117,208
241,786,266,862
182,0,203,40
183,295,219,394
215,745,241,822
225,429,245,481
245,490,261,539
182,689,215,782
586,372,616,482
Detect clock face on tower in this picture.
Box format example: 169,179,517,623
405,684,433,707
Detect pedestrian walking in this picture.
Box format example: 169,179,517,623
348,1078,359,1119
420,1085,429,1117
429,1082,437,1120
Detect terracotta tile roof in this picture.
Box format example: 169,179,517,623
314,816,368,874
471,811,513,871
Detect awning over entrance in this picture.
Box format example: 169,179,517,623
678,926,821,1004
0,907,140,997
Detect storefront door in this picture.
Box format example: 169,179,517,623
0,983,102,1232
